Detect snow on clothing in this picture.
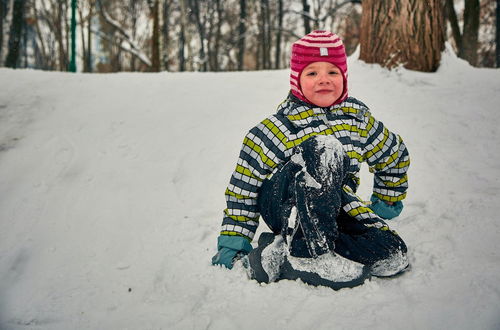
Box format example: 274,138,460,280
251,135,409,283
220,93,410,241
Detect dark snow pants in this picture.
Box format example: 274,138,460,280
257,135,407,266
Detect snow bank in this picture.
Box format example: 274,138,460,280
0,50,499,329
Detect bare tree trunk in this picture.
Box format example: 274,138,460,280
257,0,269,70
179,15,186,71
359,0,445,72
5,0,25,68
112,39,122,72
22,7,27,67
446,0,480,66
212,0,222,71
33,2,48,69
302,0,311,34
275,0,283,69
264,0,271,69
151,0,160,72
162,0,170,71
461,0,479,66
237,0,246,70
0,0,5,62
206,1,215,70
178,0,187,71
130,0,138,71
64,1,70,70
446,0,462,51
55,1,67,71
78,3,87,72
190,0,207,71
338,4,362,56
497,0,500,67
87,1,92,72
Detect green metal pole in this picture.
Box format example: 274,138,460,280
69,0,77,72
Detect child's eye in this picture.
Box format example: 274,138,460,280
306,72,317,76
329,71,339,75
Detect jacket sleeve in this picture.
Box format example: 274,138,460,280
220,118,286,241
360,110,410,203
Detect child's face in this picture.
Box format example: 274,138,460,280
299,62,344,107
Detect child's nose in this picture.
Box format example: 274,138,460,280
318,74,330,84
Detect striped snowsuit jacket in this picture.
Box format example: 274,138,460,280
220,94,410,241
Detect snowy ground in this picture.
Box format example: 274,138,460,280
1,47,500,330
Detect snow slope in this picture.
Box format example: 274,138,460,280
1,47,499,330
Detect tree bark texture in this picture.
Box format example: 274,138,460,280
497,0,500,67
461,0,479,66
78,4,87,72
302,0,311,34
258,0,271,69
178,18,186,71
162,0,170,71
33,3,48,69
55,1,67,71
87,3,93,72
237,0,246,71
446,0,462,51
5,0,25,68
445,0,480,66
211,0,222,71
0,0,5,61
275,0,283,69
151,0,160,72
188,0,207,71
359,0,445,72
64,1,70,71
130,0,139,71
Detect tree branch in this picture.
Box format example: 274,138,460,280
91,28,152,67
96,0,151,67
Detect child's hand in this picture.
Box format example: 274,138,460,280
211,235,253,269
212,247,240,269
369,195,403,220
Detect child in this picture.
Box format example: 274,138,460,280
212,31,410,289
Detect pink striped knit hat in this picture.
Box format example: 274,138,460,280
290,30,348,106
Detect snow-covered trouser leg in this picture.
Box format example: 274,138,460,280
334,210,409,277
246,231,370,290
254,135,409,278
258,135,350,258
249,135,372,289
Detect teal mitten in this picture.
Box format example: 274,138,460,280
370,195,404,220
211,235,253,269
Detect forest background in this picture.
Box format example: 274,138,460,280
1,0,499,73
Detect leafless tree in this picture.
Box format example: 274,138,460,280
78,0,95,72
187,0,208,71
301,0,311,34
162,0,172,71
497,0,500,67
0,0,8,61
207,0,222,71
447,0,480,66
0,0,361,72
5,0,26,68
237,0,246,71
274,0,283,69
257,0,271,69
150,0,160,72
